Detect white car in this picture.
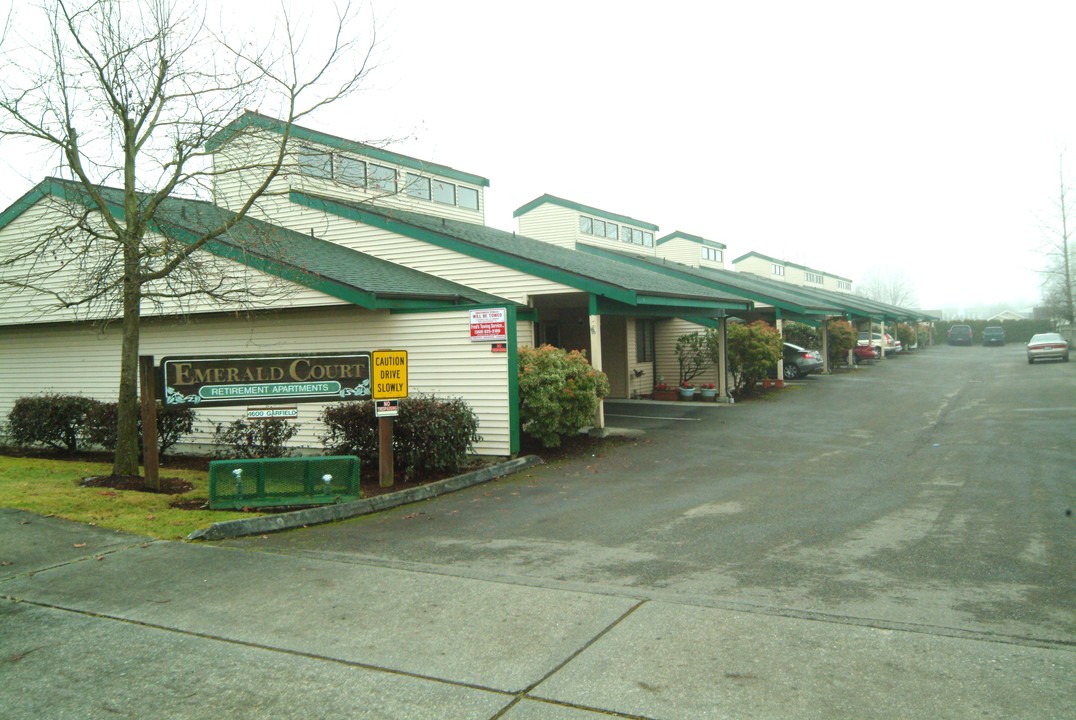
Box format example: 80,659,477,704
1026,333,1070,364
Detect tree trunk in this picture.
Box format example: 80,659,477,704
112,259,142,478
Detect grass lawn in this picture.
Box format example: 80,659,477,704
0,454,266,540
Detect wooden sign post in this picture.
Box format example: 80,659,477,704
371,351,408,488
138,355,160,491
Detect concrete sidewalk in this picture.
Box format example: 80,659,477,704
2,508,1072,719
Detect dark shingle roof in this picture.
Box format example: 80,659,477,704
293,192,754,311
19,179,513,309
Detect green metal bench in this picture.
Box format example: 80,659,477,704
208,455,361,509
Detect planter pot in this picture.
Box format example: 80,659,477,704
651,390,677,401
700,388,717,400
678,387,696,399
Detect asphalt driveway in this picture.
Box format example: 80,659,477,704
3,345,1073,719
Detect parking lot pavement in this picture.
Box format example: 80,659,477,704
3,509,1074,719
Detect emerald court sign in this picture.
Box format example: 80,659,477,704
161,353,372,407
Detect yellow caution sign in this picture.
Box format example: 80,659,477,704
371,350,408,400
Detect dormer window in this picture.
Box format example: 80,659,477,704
433,180,456,205
336,156,366,186
294,144,480,212
772,264,785,276
702,247,722,263
805,271,823,284
405,173,431,200
299,147,333,179
458,186,479,210
579,213,651,247
369,164,396,193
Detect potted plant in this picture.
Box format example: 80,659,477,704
678,380,696,399
699,382,717,400
651,381,677,401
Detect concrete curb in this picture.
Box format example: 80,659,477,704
187,455,544,542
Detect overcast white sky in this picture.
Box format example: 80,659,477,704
3,1,1074,312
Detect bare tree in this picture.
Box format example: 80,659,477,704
0,0,377,481
1039,155,1075,327
855,269,919,308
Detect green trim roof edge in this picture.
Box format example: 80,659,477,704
6,178,514,312
656,231,727,249
205,112,490,188
512,193,659,231
290,191,646,306
731,250,854,284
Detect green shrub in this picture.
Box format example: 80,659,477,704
6,394,96,453
784,321,820,350
320,395,481,478
893,323,916,351
826,319,856,365
518,345,610,448
727,321,783,396
212,417,300,459
82,400,195,458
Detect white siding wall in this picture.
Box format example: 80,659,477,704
654,318,720,388
0,306,513,457
516,203,657,257
735,256,783,280
655,237,699,268
515,204,577,248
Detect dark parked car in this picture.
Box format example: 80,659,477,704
782,342,824,379
947,325,973,345
1026,333,1070,363
982,326,1006,346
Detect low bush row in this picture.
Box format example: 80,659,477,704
3,349,609,466
4,394,194,456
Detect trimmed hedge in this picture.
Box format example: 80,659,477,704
6,394,96,453
82,400,196,458
934,319,1054,345
321,395,481,478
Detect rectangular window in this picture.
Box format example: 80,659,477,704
405,173,431,200
457,185,479,210
433,180,456,205
702,247,722,263
636,320,654,363
632,228,643,245
805,271,823,284
620,225,632,243
369,164,396,193
579,216,593,234
335,155,365,186
592,219,606,237
838,280,851,290
606,222,618,240
642,232,654,247
299,147,333,179
772,264,785,276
